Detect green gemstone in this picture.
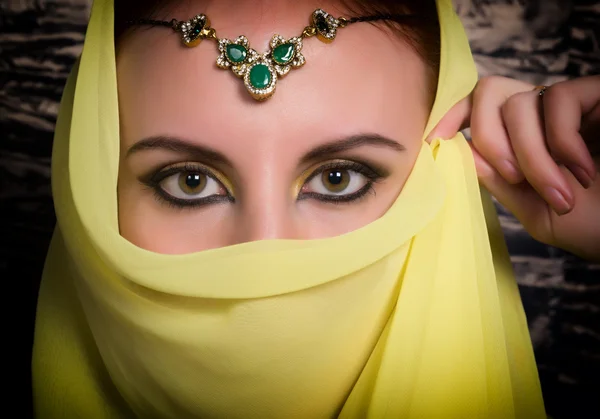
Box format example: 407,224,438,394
189,21,204,38
226,44,247,63
249,64,271,89
272,43,295,65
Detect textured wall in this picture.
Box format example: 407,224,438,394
1,1,598,418
455,3,600,418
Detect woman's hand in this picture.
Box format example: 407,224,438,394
436,75,600,261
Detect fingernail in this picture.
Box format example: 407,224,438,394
566,164,593,189
501,160,523,183
544,187,572,215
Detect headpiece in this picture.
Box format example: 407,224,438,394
128,11,422,100
33,1,547,416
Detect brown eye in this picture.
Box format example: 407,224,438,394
304,165,369,197
178,172,207,195
158,168,227,201
299,160,385,204
321,169,350,193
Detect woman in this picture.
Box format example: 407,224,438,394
32,0,599,417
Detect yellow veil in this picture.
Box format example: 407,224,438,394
32,0,547,417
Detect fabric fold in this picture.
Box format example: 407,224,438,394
32,0,546,417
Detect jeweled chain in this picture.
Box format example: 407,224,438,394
126,13,415,37
125,11,420,101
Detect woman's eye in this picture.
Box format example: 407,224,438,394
159,170,227,200
298,160,385,203
144,162,233,209
298,161,387,206
304,168,367,196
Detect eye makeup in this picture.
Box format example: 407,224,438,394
296,159,388,204
139,158,390,210
140,162,235,209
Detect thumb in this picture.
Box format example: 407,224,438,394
426,94,473,142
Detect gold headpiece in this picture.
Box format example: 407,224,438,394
128,10,419,101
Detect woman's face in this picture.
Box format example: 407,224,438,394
117,0,433,254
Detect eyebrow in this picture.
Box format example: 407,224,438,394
126,136,233,167
126,134,405,165
299,134,405,165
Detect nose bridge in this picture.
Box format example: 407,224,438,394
228,118,300,243
243,201,291,241
235,164,297,243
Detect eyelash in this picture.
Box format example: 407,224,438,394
142,163,234,210
142,161,385,209
299,161,383,204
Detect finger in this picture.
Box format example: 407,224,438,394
581,101,600,156
544,76,600,187
469,143,553,243
470,76,534,184
426,94,472,141
502,90,575,215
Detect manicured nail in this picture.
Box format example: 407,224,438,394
567,164,593,189
544,187,572,215
501,160,523,183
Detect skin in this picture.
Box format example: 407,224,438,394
117,0,600,260
432,75,600,261
466,76,600,261
117,0,434,254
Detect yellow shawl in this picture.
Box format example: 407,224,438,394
32,0,546,417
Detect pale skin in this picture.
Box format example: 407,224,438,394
117,0,433,253
433,75,600,261
117,0,600,260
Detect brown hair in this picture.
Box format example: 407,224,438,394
114,0,440,92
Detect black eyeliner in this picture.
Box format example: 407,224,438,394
140,162,234,209
298,159,386,204
303,160,387,185
147,163,220,185
139,159,388,209
151,188,233,210
299,182,377,204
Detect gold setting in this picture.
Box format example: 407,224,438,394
244,59,278,101
533,85,548,97
173,9,347,100
311,9,341,43
216,36,260,77
178,14,212,47
214,34,306,100
269,35,305,77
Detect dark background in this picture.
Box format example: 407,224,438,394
1,0,599,417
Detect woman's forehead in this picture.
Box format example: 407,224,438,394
116,4,431,157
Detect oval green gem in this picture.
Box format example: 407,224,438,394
226,44,247,63
272,43,295,65
249,64,272,89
